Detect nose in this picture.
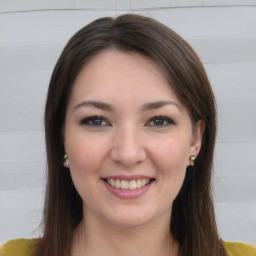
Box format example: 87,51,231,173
110,125,146,167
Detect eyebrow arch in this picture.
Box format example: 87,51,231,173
73,101,114,112
141,101,182,112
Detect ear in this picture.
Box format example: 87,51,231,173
189,120,205,157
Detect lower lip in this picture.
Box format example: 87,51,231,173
103,180,153,199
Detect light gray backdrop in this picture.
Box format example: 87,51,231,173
0,0,256,245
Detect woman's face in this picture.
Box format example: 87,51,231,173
64,50,204,228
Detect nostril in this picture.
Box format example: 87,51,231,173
110,146,146,167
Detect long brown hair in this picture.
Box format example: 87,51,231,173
39,14,226,256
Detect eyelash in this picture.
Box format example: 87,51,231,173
80,116,110,127
147,116,175,127
80,115,175,127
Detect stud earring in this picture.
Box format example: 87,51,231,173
189,155,196,166
63,154,70,168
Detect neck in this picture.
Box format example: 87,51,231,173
72,209,179,256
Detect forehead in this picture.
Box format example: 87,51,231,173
68,49,180,107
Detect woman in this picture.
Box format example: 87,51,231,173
1,14,255,256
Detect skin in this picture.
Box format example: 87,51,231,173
64,49,204,256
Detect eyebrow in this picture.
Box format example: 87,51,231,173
141,101,182,112
73,101,114,112
73,100,181,112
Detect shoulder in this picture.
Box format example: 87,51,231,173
0,238,38,256
223,241,256,256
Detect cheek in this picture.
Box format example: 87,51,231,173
152,138,190,172
66,137,108,204
65,133,108,175
150,137,190,197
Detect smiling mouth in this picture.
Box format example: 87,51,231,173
103,178,155,190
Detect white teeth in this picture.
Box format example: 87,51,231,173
106,178,150,190
137,179,142,188
129,180,136,190
121,180,128,189
115,179,121,188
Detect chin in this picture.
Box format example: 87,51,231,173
104,207,156,229
110,217,148,229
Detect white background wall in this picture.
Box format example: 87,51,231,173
0,0,256,245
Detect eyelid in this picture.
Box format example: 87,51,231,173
147,116,175,127
80,115,111,127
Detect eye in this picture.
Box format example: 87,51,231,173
80,116,110,127
147,116,175,127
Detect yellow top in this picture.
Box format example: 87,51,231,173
0,239,256,256
0,239,38,256
223,241,256,256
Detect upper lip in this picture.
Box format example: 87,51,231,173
102,175,154,181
